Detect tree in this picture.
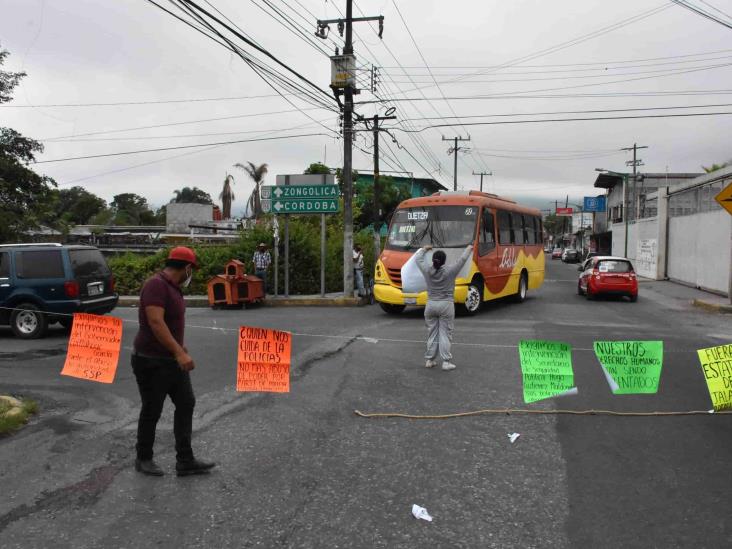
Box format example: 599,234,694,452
234,162,268,218
219,174,235,219
110,193,156,225
702,162,730,173
353,175,410,230
543,213,563,240
52,186,107,225
171,186,213,204
0,45,56,242
304,162,331,175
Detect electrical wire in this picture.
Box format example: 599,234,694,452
670,0,732,29
0,93,296,108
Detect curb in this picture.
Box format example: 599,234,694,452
692,299,732,314
117,296,364,308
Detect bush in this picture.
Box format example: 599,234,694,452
107,218,380,296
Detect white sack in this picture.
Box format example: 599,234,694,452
401,251,429,294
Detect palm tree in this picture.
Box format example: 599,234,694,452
234,162,268,218
702,162,730,173
219,174,235,219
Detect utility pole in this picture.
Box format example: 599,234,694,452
370,112,396,257
472,170,492,193
442,135,470,191
316,2,385,297
621,143,648,257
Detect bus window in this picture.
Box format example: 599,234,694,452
524,215,535,245
386,205,478,250
497,210,512,245
479,209,496,255
535,217,543,244
511,212,525,244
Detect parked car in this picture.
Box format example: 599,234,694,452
551,248,563,260
561,248,580,263
577,256,638,302
577,252,600,272
0,244,118,338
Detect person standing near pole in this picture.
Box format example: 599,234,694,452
252,242,272,295
132,247,215,476
353,244,365,297
415,244,474,371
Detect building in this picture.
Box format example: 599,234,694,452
354,173,447,198
592,167,731,295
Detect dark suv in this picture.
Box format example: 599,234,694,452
0,244,118,339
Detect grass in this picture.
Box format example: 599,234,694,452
0,398,39,435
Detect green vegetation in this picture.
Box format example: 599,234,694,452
108,218,379,295
0,397,39,435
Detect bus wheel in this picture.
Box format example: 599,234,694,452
462,279,483,315
514,272,528,303
379,303,406,315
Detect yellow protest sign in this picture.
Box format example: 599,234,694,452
236,326,291,392
61,313,122,384
697,343,732,410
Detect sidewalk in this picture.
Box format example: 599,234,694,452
638,278,732,314
117,292,363,308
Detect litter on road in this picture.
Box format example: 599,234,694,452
412,504,433,522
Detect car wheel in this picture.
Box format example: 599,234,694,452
461,278,483,315
577,281,584,295
10,303,48,339
514,272,528,303
379,303,406,315
629,294,638,303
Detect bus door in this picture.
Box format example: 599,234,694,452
475,208,501,297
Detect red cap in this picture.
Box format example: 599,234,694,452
168,246,198,268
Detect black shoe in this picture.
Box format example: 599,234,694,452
135,459,164,476
176,458,216,477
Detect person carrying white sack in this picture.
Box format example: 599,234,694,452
414,244,474,371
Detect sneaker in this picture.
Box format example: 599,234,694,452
135,459,164,476
441,362,457,371
425,359,437,368
176,458,216,477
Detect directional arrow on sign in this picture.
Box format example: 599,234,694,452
274,201,284,212
715,182,732,216
274,187,284,198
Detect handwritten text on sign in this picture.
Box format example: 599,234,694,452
594,341,663,394
518,340,577,404
61,313,122,384
697,343,732,411
237,326,292,392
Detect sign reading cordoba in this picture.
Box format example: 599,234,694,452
261,199,340,214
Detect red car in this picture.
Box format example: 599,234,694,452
551,248,563,260
577,256,638,302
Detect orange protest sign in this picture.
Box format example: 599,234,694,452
61,313,123,384
236,326,291,393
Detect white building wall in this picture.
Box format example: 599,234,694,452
166,203,213,233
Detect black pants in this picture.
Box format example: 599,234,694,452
132,354,195,462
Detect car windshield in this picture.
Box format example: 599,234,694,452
597,260,632,273
69,249,111,277
386,205,478,250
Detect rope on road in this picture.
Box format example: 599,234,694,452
354,408,732,419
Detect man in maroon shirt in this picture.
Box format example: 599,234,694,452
132,247,215,477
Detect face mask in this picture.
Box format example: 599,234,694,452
182,266,193,288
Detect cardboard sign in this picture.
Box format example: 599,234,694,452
518,340,577,404
61,313,122,384
236,326,291,392
697,343,732,411
593,341,663,394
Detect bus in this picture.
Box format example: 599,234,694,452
373,190,545,315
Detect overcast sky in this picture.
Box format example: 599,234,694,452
2,0,731,214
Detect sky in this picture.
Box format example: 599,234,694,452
2,0,731,216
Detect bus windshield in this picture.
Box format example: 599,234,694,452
386,205,478,250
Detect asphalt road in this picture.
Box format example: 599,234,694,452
1,258,731,548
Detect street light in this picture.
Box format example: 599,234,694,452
595,168,631,257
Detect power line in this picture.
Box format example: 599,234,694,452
33,132,331,164
670,0,732,29
0,93,292,108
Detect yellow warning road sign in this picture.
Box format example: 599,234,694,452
715,181,732,216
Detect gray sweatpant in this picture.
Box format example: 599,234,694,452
424,300,455,361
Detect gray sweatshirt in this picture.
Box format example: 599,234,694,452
415,246,473,302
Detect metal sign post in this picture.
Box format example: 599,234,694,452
284,175,290,298
321,174,327,297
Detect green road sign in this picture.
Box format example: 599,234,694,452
261,184,339,200
261,197,340,214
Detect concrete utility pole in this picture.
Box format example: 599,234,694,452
621,143,648,257
317,1,384,297
472,170,492,193
442,135,471,191
370,112,396,257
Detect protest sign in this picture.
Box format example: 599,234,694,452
518,340,577,404
593,341,663,394
697,343,732,411
60,313,122,384
237,326,292,392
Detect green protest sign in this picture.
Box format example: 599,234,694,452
593,341,663,394
697,343,732,411
518,340,576,404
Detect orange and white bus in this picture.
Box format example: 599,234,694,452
373,190,545,314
